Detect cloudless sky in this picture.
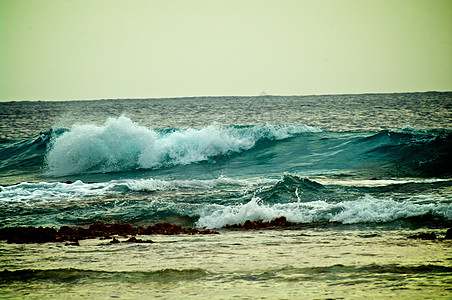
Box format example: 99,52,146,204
1,0,451,101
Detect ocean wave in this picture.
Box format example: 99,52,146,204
196,195,452,229
0,177,258,207
360,128,452,177
2,175,451,229
2,119,451,181
44,116,321,176
0,134,48,172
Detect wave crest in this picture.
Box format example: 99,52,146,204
44,117,320,176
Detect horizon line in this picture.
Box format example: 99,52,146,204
1,90,451,103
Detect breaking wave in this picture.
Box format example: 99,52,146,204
43,116,320,176
1,117,451,181
196,194,452,229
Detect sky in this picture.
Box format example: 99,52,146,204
1,0,451,101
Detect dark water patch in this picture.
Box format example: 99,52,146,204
360,264,452,274
225,264,452,283
385,215,452,230
0,268,209,284
0,129,67,185
5,263,448,285
353,180,452,196
359,128,452,178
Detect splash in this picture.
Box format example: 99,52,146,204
44,116,320,176
196,195,451,229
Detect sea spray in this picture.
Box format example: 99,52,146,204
45,117,156,176
44,116,321,176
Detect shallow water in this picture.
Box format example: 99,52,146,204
2,228,451,299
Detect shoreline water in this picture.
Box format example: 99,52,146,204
2,226,452,299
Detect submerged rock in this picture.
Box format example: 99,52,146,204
124,237,154,243
444,228,452,239
407,228,452,240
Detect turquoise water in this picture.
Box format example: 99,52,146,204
1,92,452,298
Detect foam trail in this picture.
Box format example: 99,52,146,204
0,180,112,206
0,176,257,207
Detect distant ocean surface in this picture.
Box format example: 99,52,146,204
1,92,452,299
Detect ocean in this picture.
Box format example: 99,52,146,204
1,92,452,299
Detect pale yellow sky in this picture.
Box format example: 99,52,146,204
1,0,451,101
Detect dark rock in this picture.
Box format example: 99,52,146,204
0,222,219,244
445,228,452,240
109,237,120,244
64,241,80,246
224,216,297,230
89,223,107,232
269,216,294,227
125,237,154,243
110,222,136,236
407,232,437,240
58,225,76,235
0,226,57,244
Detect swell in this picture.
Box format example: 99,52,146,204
2,264,451,283
360,127,452,177
2,117,451,179
0,130,60,179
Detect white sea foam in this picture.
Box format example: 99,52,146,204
0,177,255,206
317,178,452,187
45,116,156,176
196,195,452,229
45,116,321,176
0,181,112,206
329,195,449,224
125,176,255,192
